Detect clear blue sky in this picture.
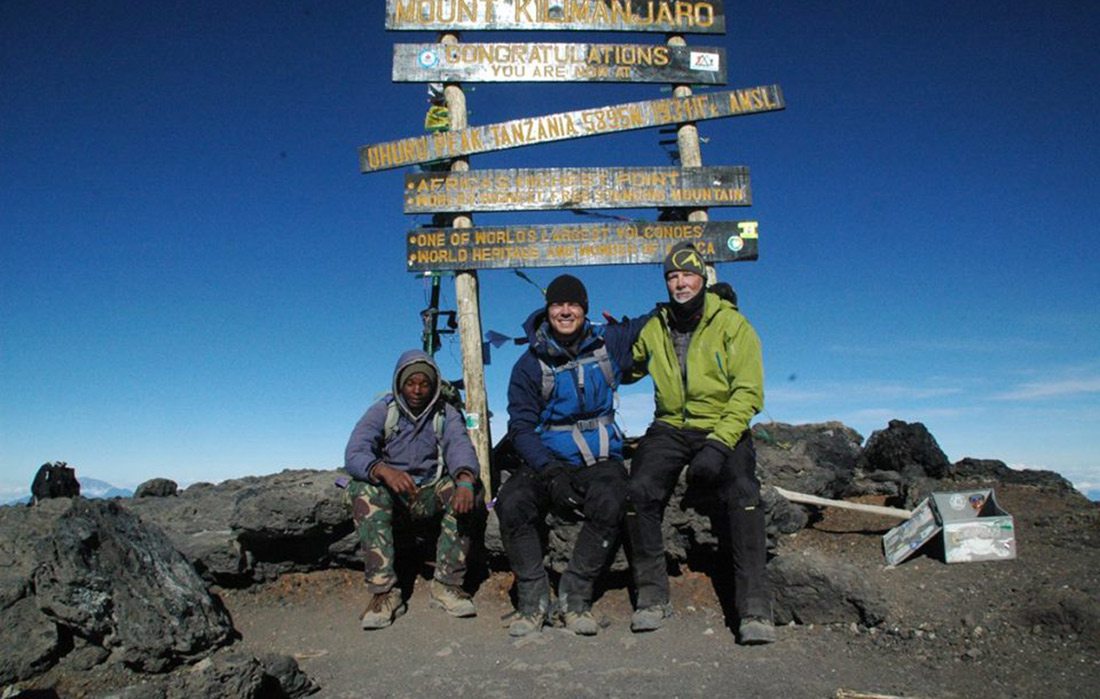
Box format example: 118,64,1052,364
3,1,1098,501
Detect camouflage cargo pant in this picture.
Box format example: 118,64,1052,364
347,476,473,593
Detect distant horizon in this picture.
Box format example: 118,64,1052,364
5,417,1097,506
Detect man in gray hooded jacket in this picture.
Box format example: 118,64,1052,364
344,349,481,629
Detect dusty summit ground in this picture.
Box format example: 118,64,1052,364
221,484,1099,698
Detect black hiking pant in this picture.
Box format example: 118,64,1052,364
496,459,628,613
625,423,771,620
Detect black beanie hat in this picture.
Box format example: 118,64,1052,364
545,274,588,312
663,241,707,278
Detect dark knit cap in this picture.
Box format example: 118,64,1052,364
397,359,437,390
545,274,588,312
663,241,707,278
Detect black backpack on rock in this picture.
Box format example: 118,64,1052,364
30,461,80,504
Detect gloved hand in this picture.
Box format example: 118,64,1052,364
688,441,732,485
541,461,582,513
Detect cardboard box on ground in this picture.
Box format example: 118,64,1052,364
883,489,1017,566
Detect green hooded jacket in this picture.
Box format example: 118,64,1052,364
630,291,764,448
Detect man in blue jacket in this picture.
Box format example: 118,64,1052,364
496,274,649,636
344,349,480,629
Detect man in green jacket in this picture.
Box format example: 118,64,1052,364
625,240,775,644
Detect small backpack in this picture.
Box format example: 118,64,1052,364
30,461,80,504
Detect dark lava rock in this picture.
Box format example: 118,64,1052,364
32,499,235,673
769,549,889,626
134,479,179,498
754,421,864,498
860,419,951,481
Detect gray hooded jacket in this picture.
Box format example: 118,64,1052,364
344,349,478,485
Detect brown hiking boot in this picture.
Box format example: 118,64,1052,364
508,609,546,637
360,589,406,630
630,603,672,632
564,609,598,636
738,616,776,645
429,580,477,618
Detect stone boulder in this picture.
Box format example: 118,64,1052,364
754,421,864,498
768,549,889,626
0,499,235,687
93,651,320,699
134,478,179,498
0,596,58,686
163,651,320,699
126,478,256,585
229,470,354,581
951,458,1078,493
852,420,951,501
126,470,353,585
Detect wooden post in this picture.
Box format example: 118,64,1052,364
668,34,718,286
440,32,493,499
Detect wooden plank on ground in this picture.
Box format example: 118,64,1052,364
405,219,759,271
403,165,750,213
393,43,726,83
385,0,726,34
360,85,784,173
773,487,914,520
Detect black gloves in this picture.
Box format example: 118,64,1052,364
688,441,733,485
541,461,582,513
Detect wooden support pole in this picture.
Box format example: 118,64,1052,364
667,34,717,285
440,32,493,499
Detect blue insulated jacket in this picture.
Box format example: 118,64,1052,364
507,308,649,470
344,349,478,485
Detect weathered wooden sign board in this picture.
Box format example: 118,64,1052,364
406,220,758,271
360,85,784,172
385,0,726,34
404,165,750,213
393,43,726,83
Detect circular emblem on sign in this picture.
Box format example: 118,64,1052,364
727,236,744,253
949,494,967,510
418,49,439,69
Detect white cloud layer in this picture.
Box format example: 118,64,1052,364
994,377,1100,400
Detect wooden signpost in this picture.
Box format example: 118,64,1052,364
404,165,750,213
393,42,726,83
406,220,759,272
360,85,784,172
385,0,726,34
359,8,785,495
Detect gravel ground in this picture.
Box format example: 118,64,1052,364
220,484,1100,698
